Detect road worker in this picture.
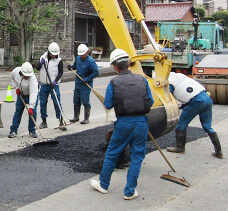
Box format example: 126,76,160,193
90,49,154,200
36,42,66,131
67,44,99,124
8,62,38,138
166,72,223,158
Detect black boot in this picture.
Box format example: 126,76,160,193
70,105,80,123
167,130,186,153
80,107,90,124
209,132,223,158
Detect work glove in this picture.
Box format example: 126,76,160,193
67,65,71,71
40,58,45,65
28,108,34,115
51,80,57,88
16,89,21,95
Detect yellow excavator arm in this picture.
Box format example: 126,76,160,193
91,0,179,138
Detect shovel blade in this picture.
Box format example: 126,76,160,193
33,139,59,146
160,174,190,187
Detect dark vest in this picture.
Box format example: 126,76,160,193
110,70,151,116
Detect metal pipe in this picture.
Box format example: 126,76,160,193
140,20,158,51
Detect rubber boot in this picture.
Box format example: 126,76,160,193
167,130,186,153
80,107,90,124
70,106,80,123
208,132,223,158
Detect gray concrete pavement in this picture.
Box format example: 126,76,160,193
15,114,227,211
0,62,228,210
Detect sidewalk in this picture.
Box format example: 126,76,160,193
15,115,227,211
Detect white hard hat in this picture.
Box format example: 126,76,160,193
110,49,129,64
48,42,60,55
21,62,33,76
78,44,89,55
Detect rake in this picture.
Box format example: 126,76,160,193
70,68,110,118
19,94,59,146
148,131,190,187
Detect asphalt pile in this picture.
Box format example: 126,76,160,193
11,125,207,174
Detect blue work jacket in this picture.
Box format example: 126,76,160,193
71,55,99,89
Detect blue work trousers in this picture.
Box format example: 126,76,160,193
99,116,148,197
177,91,215,134
39,84,62,120
10,95,38,133
73,87,91,108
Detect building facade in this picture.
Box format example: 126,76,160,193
0,0,145,67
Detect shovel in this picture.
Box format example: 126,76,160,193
19,94,59,146
43,62,73,129
148,131,190,187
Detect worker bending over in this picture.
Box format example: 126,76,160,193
67,44,99,124
166,72,223,158
90,49,154,200
8,62,38,138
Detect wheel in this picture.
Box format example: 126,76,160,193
205,84,217,104
217,85,228,105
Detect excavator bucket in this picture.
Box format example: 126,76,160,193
91,0,180,137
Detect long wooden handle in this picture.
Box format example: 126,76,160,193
70,68,93,90
19,95,44,139
148,131,176,172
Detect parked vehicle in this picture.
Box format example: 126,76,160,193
193,52,228,104
138,20,225,77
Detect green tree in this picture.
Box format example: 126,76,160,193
0,0,62,62
195,6,205,21
212,11,228,42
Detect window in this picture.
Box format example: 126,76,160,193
75,17,87,42
10,33,19,46
125,20,135,33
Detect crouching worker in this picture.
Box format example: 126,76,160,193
8,62,38,138
166,72,223,158
90,49,154,200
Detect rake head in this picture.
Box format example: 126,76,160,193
160,171,190,187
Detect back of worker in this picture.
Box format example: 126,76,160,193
90,49,154,200
167,72,223,158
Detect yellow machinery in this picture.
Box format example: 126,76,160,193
91,0,179,138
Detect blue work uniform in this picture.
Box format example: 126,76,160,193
169,74,215,134
70,55,99,108
99,70,154,197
